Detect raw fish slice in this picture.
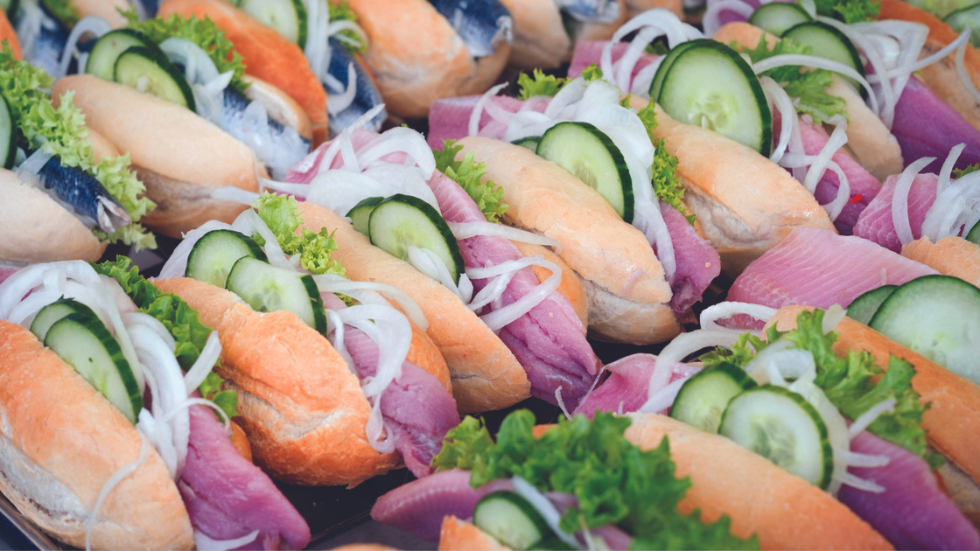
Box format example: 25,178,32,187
891,76,980,174
567,40,659,81
427,94,546,148
660,201,721,316
853,173,938,253
727,227,937,309
326,37,386,135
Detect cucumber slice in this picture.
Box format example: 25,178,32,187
368,194,465,284
536,121,634,222
967,219,980,245
869,275,980,385
86,29,157,82
473,491,551,550
239,0,308,49
0,93,13,170
781,22,865,89
648,40,700,102
907,0,979,18
748,2,813,36
30,298,99,342
846,285,897,326
513,136,541,151
44,313,143,423
186,229,268,288
670,362,758,433
346,196,385,236
720,385,833,489
226,257,327,334
945,5,980,47
654,40,773,157
114,46,196,111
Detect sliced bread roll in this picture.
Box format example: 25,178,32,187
901,236,980,288
0,321,193,550
496,0,570,69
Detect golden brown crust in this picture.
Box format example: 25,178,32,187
345,0,511,118
74,0,129,27
768,305,980,485
86,128,121,164
635,97,836,276
0,170,106,263
53,75,259,237
229,420,253,463
439,516,508,551
457,136,679,344
511,241,589,327
901,236,980,288
623,413,893,550
153,277,401,486
496,0,570,69
625,0,684,18
0,321,193,550
297,203,530,413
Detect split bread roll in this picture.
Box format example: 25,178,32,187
344,0,512,119
438,413,892,550
455,136,681,344
154,276,450,486
902,236,980,288
53,75,261,238
74,0,130,28
629,97,836,276
296,203,532,413
711,22,903,181
0,320,194,550
496,0,571,70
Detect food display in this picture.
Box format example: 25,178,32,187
0,0,979,549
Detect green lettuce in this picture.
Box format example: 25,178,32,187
433,410,758,550
251,192,346,276
702,309,934,464
581,63,604,82
41,0,79,28
736,36,848,123
954,164,979,178
93,257,238,420
653,139,694,225
0,46,155,248
814,0,880,23
329,1,367,53
123,11,248,95
517,69,569,100
433,140,508,222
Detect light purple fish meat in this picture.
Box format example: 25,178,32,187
852,173,938,253
567,40,659,82
892,75,980,174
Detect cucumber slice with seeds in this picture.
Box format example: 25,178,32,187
846,285,897,326
720,385,834,489
114,45,196,111
781,22,865,89
0,93,13,170
654,40,773,157
368,194,465,284
648,40,700,102
346,196,385,236
513,136,541,151
30,298,99,342
670,362,757,433
966,219,980,245
536,121,634,222
225,257,327,334
45,313,143,423
87,29,157,82
186,229,268,288
869,275,980,385
474,491,552,550
748,2,813,36
239,0,308,49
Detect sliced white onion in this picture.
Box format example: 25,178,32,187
743,343,812,384
698,301,777,331
848,397,897,439
86,431,150,551
57,16,111,78
648,329,745,398
751,54,879,117
182,331,222,394
407,246,474,304
302,0,331,81
761,77,796,165
892,156,935,246
836,448,890,468
194,530,260,551
468,257,562,332
210,186,261,205
922,171,980,240
511,477,581,548
936,143,965,196
17,147,53,178
313,274,428,330
879,29,971,80
327,62,358,115
157,220,234,279
555,386,572,419
449,221,561,252
637,376,688,414
122,312,176,350
231,209,295,270
837,471,886,493
822,304,847,334
956,36,980,104
469,83,508,137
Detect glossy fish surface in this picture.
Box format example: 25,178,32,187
325,37,385,135
221,88,311,180
555,0,621,23
429,0,513,57
38,155,130,233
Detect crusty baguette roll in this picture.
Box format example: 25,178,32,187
879,0,980,130
901,236,980,287
768,305,980,485
511,241,589,327
624,0,684,19
75,0,129,28
344,0,511,119
630,97,836,276
457,136,681,344
0,169,106,263
496,0,570,69
296,202,529,413
154,276,450,486
438,413,891,550
0,321,194,550
53,75,259,238
712,22,903,181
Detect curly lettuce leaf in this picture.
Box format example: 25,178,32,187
41,0,79,28
0,47,155,245
433,410,757,549
954,164,979,178
93,257,238,419
252,192,346,276
581,63,603,82
433,140,508,222
736,36,848,123
518,69,568,100
329,0,367,53
123,10,248,95
814,0,880,23
653,139,694,225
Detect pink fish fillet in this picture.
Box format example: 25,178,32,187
567,41,659,82
852,173,938,253
727,227,937,309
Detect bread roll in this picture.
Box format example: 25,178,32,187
901,236,980,288
496,0,570,69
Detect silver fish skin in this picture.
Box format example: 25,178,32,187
325,37,386,136
554,0,621,23
38,156,131,233
429,0,513,58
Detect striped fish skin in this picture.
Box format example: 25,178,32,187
221,88,311,179
555,0,621,23
325,37,385,135
28,9,68,77
428,0,513,58
38,156,130,233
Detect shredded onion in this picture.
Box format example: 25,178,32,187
555,386,572,419
822,304,846,334
848,397,897,439
648,330,745,397
57,16,111,78
182,331,222,393
313,274,428,330
936,143,965,196
956,36,980,104
511,477,581,548
837,471,886,493
469,83,508,137
638,376,689,414
449,221,561,252
468,256,562,332
836,449,890,468
891,156,935,245
194,530,260,551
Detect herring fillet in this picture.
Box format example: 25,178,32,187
853,173,939,253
